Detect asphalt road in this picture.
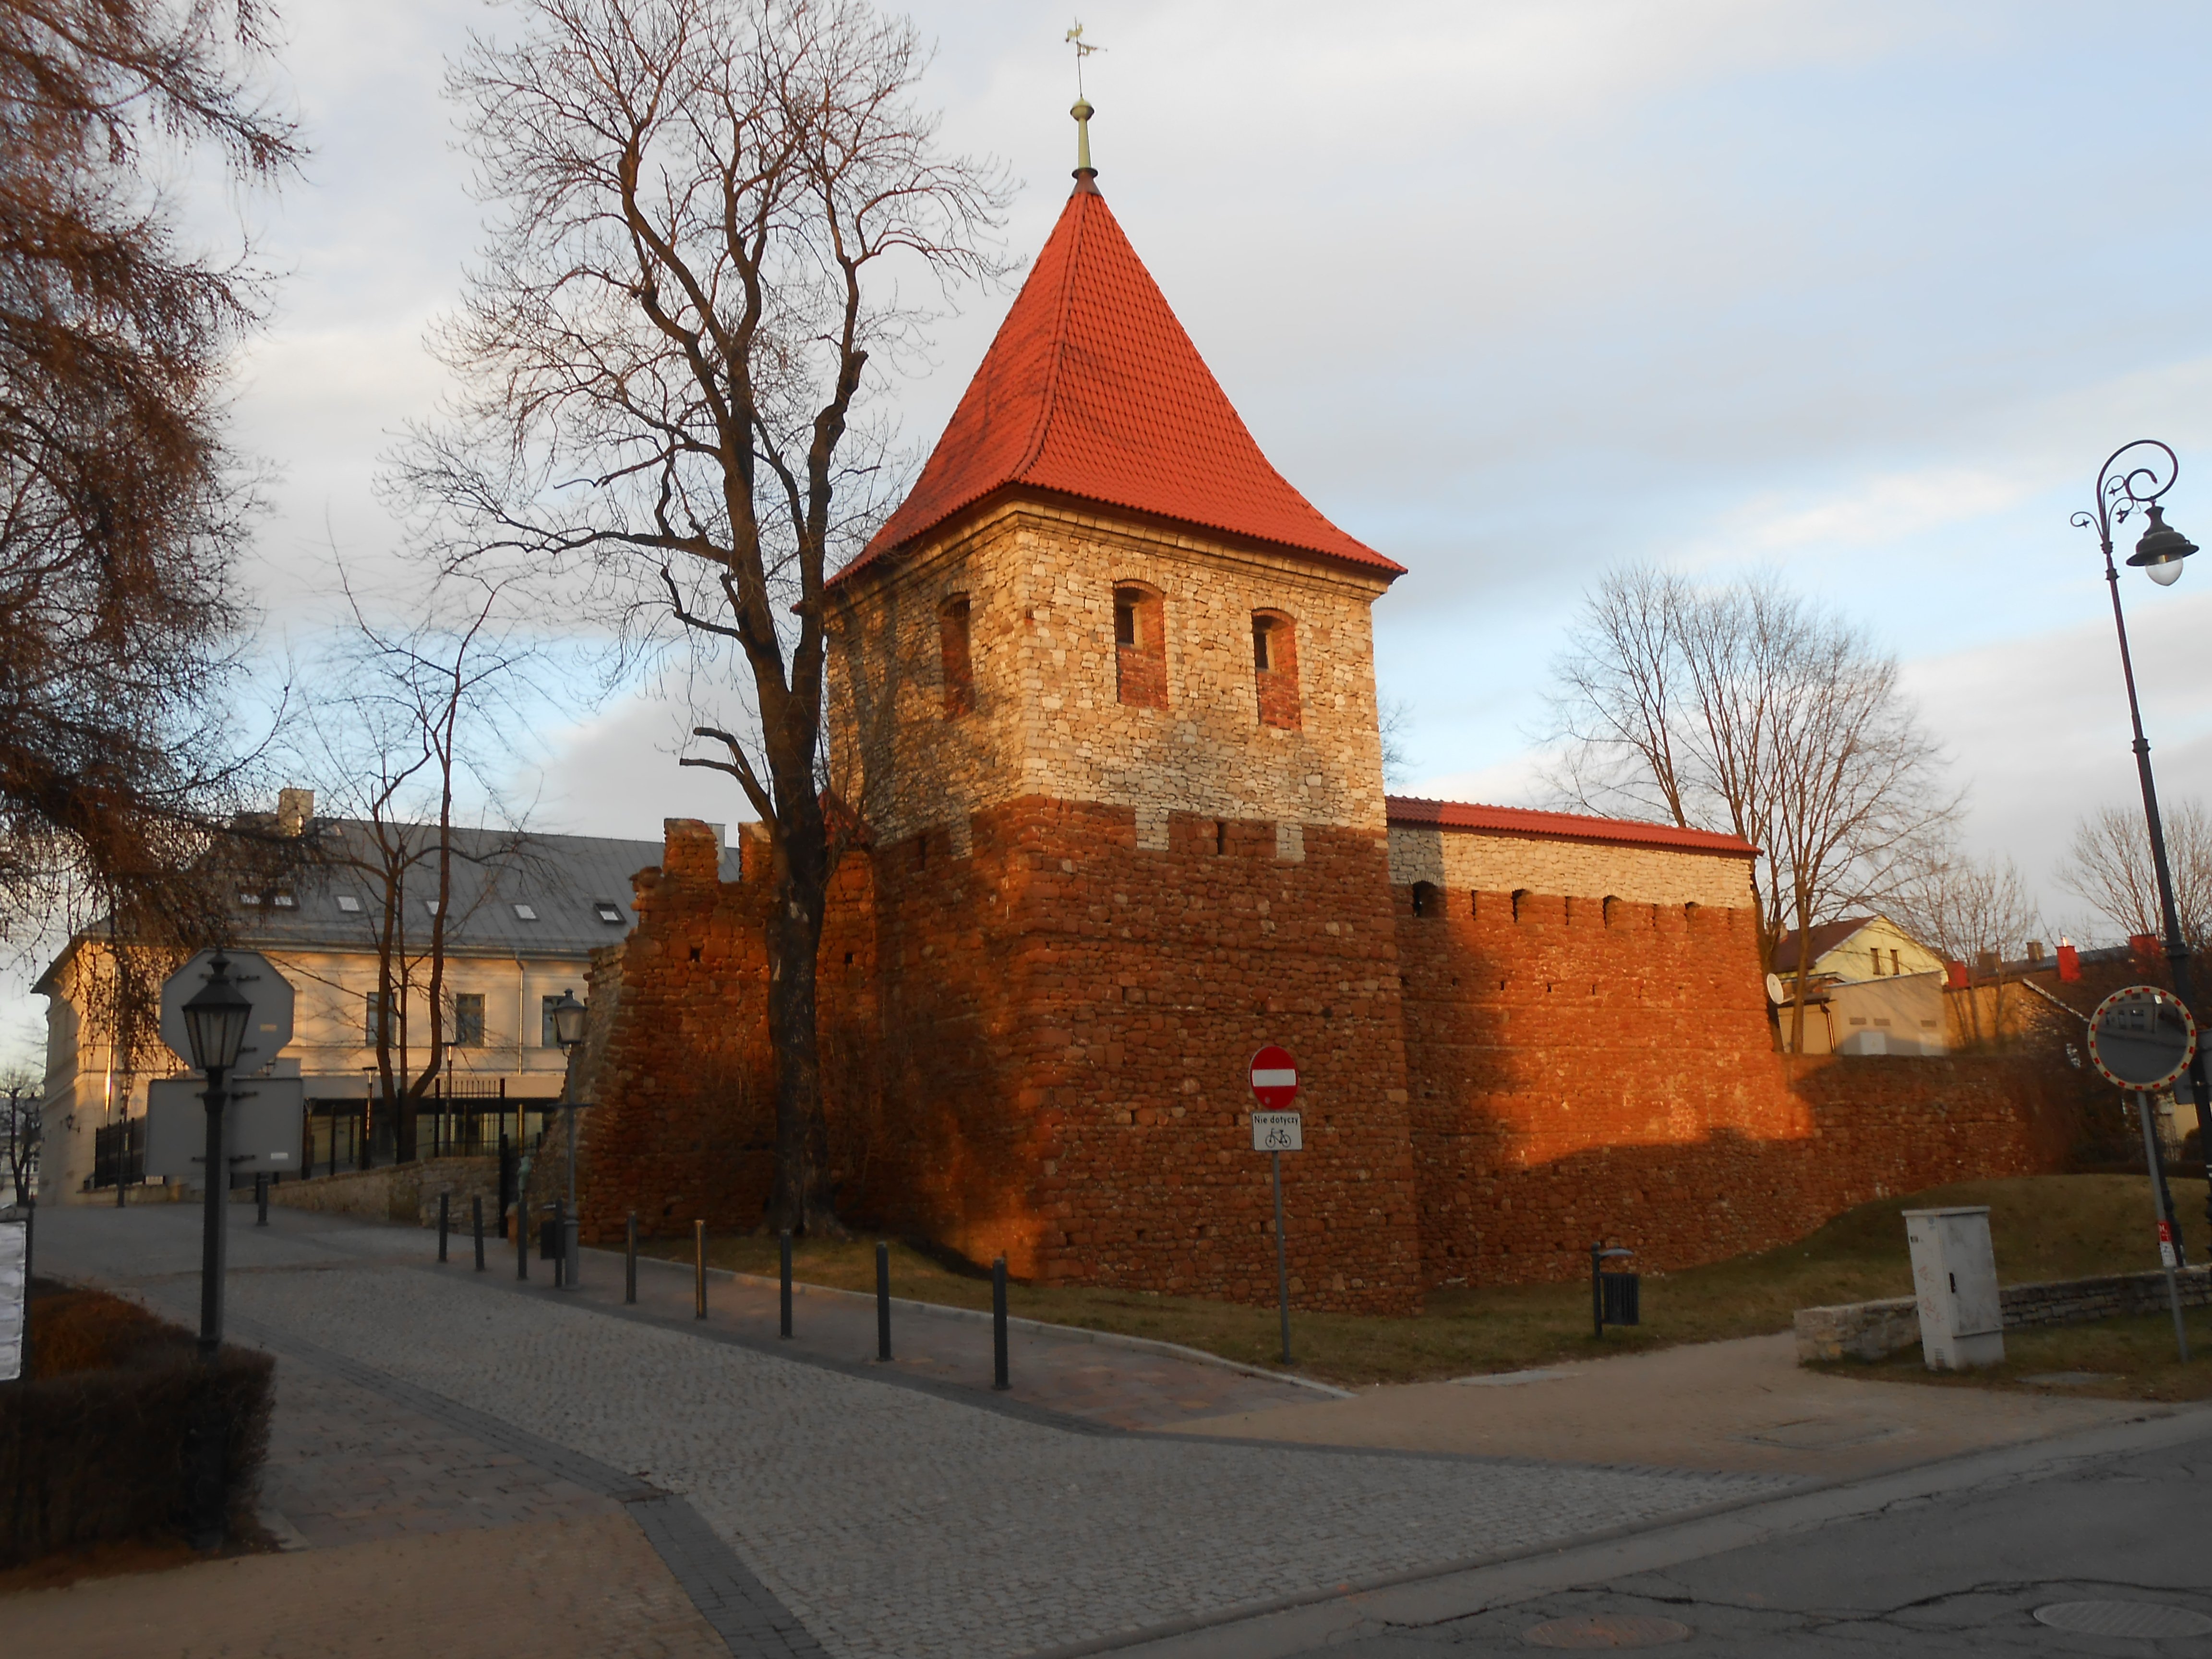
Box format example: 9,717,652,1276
1120,1409,2212,1657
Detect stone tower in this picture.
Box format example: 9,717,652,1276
823,134,1424,1310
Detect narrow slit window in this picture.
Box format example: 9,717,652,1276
1251,611,1300,730
940,595,974,716
1113,583,1167,709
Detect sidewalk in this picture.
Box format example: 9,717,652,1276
1164,1329,2163,1480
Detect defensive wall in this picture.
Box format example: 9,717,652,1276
568,814,2075,1311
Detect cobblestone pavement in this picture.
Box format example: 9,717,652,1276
36,1205,1794,1659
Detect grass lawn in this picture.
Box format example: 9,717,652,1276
635,1173,2210,1389
1813,1305,2212,1403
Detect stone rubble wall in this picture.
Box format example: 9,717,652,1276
1794,1265,2212,1362
260,1154,501,1228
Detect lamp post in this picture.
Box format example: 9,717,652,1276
178,952,251,1549
549,988,588,1290
2073,440,2212,1238
181,955,252,1357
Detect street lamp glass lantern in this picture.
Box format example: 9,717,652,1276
2127,504,2197,586
181,957,253,1072
549,989,588,1051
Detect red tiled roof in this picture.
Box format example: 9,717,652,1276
841,182,1400,582
1384,797,1759,858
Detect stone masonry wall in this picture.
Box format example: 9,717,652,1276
1387,825,1758,912
827,499,1396,851
1395,885,2077,1287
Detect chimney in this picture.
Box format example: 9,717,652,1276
2128,932,2160,962
277,788,314,836
1944,961,1969,990
2026,939,2044,963
2058,938,2081,983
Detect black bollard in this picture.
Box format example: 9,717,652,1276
472,1195,486,1271
779,1230,793,1339
254,1172,268,1228
875,1240,891,1362
517,1195,528,1280
438,1191,450,1263
992,1255,1010,1391
693,1220,707,1319
625,1211,638,1304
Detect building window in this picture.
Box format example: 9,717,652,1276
452,993,485,1047
238,891,261,906
1251,611,1300,730
364,992,390,1046
337,894,362,914
594,902,624,925
514,902,538,921
1411,881,1440,917
1113,582,1167,709
271,890,296,910
940,595,974,716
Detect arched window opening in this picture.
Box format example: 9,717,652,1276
1251,610,1300,730
1602,895,1621,927
1411,881,1441,918
939,596,973,716
1511,888,1530,922
1114,582,1167,708
1213,819,1229,855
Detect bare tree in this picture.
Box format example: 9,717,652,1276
2059,799,2212,956
296,569,549,1164
400,0,1011,1231
1378,694,1417,791
1890,846,2039,1047
0,1,301,1002
1,1066,37,1205
1546,566,1957,1049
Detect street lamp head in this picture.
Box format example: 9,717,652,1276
549,988,588,1051
181,954,252,1073
2127,503,2196,586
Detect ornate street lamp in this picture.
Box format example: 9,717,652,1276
178,952,252,1550
2074,440,2211,1239
550,989,587,1290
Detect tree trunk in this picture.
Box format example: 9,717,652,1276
764,804,837,1235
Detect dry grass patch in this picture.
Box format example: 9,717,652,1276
637,1174,2208,1388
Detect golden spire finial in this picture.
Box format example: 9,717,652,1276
1066,20,1104,180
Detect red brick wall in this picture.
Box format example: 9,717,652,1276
577,805,1426,1312
1395,885,2078,1286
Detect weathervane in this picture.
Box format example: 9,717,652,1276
1066,20,1104,178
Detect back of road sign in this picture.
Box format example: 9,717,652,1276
158,950,295,1075
145,1076,305,1181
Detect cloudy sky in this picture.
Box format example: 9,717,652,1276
12,0,2212,1056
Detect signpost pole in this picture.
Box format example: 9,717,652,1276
1272,1148,1291,1365
2136,1090,2190,1362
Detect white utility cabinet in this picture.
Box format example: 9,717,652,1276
1903,1204,2004,1370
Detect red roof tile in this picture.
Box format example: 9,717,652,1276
842,183,1400,581
1385,796,1759,858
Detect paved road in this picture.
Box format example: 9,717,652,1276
1120,1411,2212,1657
29,1204,1791,1659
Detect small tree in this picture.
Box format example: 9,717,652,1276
1,1069,38,1205
1891,847,2040,1048
1547,566,1957,1049
2059,799,2212,959
403,0,1011,1231
296,570,546,1163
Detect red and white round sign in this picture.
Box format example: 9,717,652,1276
1249,1045,1299,1109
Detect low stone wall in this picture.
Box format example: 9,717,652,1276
1795,1264,2212,1362
259,1156,502,1229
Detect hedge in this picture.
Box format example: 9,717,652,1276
1,1281,274,1565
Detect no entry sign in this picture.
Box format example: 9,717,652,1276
1250,1046,1299,1109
